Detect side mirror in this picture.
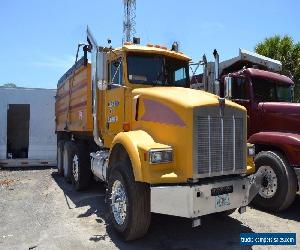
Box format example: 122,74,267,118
224,76,232,99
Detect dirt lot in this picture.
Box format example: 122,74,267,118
0,167,299,250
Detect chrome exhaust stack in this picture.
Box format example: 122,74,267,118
213,49,220,96
87,26,105,147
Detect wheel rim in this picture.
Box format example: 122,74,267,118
258,165,278,199
111,180,127,225
72,154,79,182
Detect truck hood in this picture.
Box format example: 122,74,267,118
131,87,247,182
132,87,244,110
259,102,300,134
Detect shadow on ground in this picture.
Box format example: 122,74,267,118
0,166,56,171
52,171,256,250
256,193,300,222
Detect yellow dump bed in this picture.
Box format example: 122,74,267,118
55,57,93,133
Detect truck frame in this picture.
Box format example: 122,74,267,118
55,28,259,240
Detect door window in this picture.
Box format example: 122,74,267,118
232,77,248,100
109,58,123,85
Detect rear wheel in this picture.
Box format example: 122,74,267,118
252,151,297,212
107,160,151,241
63,141,75,183
71,142,92,191
57,140,65,176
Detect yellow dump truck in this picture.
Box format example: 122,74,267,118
55,28,259,241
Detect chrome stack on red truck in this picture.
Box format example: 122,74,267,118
191,48,300,212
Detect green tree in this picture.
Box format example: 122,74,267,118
255,35,300,102
0,83,17,88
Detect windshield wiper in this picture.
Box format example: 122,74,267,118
154,71,164,84
154,59,168,85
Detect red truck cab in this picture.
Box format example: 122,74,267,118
194,49,300,211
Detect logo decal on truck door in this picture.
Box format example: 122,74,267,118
107,116,118,123
108,100,120,108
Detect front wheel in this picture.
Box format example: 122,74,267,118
107,161,151,241
252,151,297,212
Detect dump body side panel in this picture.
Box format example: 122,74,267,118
55,62,93,133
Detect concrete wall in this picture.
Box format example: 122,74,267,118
0,88,57,160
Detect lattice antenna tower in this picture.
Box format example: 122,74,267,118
123,0,136,43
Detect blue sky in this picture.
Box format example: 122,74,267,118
1,0,299,89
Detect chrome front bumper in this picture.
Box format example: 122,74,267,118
151,175,261,218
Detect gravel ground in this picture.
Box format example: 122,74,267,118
0,167,299,250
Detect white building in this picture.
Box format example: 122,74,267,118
0,87,56,167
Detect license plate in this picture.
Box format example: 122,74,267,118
215,194,231,208
211,185,233,196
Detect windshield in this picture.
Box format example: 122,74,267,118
252,77,293,102
127,54,189,87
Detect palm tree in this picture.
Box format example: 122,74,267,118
255,35,300,102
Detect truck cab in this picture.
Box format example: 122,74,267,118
222,68,296,137
196,49,300,212
98,43,191,147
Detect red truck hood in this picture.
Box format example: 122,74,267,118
259,102,300,134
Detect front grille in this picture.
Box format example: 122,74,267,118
194,107,246,177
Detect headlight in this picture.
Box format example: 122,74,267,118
247,145,255,157
149,148,173,164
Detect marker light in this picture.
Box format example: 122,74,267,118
247,145,255,157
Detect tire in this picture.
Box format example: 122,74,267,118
252,151,297,212
57,140,65,176
107,160,151,241
63,141,75,183
71,142,92,191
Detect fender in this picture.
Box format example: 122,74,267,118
110,130,172,183
248,132,300,166
110,130,154,181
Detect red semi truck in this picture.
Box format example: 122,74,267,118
191,49,300,211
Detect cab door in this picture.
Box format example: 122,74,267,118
230,76,253,137
104,57,125,140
